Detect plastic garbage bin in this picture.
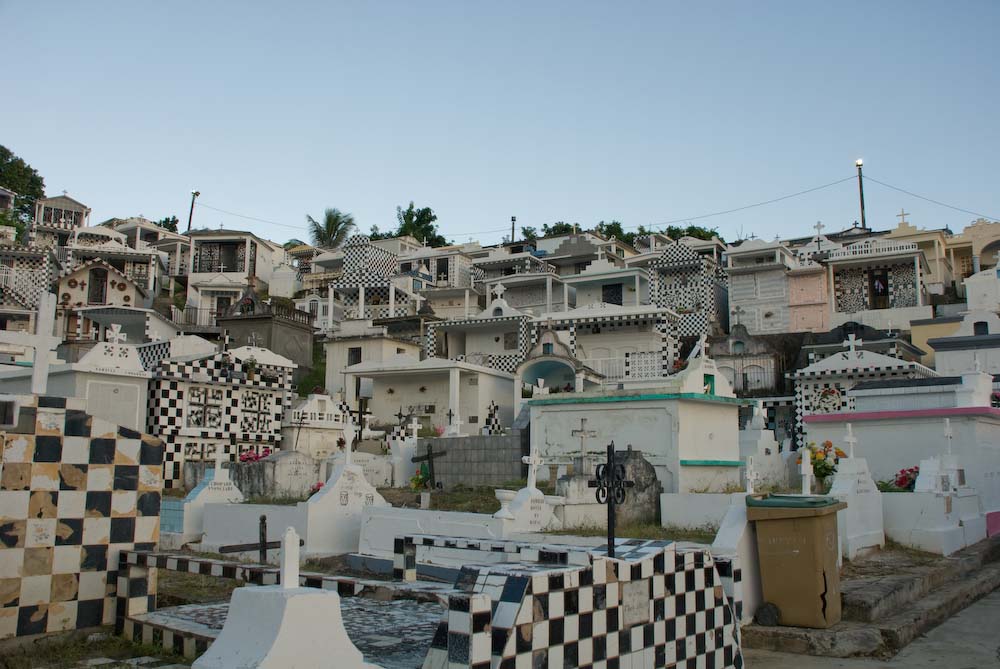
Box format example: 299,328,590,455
746,493,847,628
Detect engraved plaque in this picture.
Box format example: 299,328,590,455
622,580,650,627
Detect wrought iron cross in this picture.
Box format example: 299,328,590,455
446,408,455,425
587,442,634,559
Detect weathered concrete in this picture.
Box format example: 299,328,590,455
744,588,1000,668
421,434,525,489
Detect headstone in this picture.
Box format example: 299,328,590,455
302,453,390,555
328,451,393,488
168,446,245,543
828,424,885,560
800,448,814,495
493,441,564,532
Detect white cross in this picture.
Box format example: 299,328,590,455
522,444,545,491
896,209,910,225
944,418,953,455
408,414,421,439
492,282,506,299
532,378,549,396
0,293,60,395
341,411,357,467
247,332,261,347
731,306,745,326
745,455,760,494
692,333,708,359
800,449,814,495
107,323,127,347
280,526,300,589
571,418,597,461
843,333,862,355
813,221,825,238
844,423,858,459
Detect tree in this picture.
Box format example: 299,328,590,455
0,210,25,243
542,222,576,237
307,208,355,249
0,145,46,222
283,238,306,249
521,226,538,244
155,215,179,233
663,224,721,242
395,201,446,247
366,224,392,241
595,220,640,246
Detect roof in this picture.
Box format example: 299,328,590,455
61,258,148,298
345,354,514,379
851,376,962,391
535,301,675,322
791,346,937,379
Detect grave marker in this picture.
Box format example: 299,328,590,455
588,441,635,559
219,515,304,564
412,442,447,489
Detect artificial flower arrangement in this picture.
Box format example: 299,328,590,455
796,440,847,483
239,447,271,463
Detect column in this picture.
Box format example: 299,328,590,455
464,289,470,318
934,239,942,284
327,285,334,329
563,283,569,311
545,276,553,313
575,372,584,392
358,286,366,319
448,367,461,435
915,255,923,306
634,274,641,306
973,254,981,273
388,285,395,316
345,372,358,407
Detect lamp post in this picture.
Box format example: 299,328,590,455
187,190,201,233
511,215,516,244
855,159,867,229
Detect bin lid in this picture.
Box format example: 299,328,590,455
745,493,847,520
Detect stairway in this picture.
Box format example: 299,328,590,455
741,534,1000,658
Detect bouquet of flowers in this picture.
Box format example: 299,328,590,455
309,481,324,496
239,447,271,463
796,440,847,481
894,466,919,491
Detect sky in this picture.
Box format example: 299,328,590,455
2,1,999,247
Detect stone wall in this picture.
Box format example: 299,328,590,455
0,395,164,640
418,434,526,489
183,451,321,499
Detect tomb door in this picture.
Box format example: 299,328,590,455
869,269,889,309
88,268,108,305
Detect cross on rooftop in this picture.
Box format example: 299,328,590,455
106,323,127,349
843,333,863,355
731,305,745,326
896,209,910,225
813,221,825,238
492,282,506,299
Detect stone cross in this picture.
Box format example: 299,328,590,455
247,332,262,347
408,414,422,439
280,527,300,589
745,455,760,494
843,333,862,355
800,449,813,495
0,292,60,395
944,418,953,455
813,221,825,238
731,305,745,326
492,282,506,299
695,333,708,359
572,418,597,461
896,209,910,225
213,443,229,481
844,423,858,459
522,443,545,491
106,323,127,349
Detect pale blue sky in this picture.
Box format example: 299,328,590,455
2,1,998,245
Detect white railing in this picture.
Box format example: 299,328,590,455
0,266,47,307
581,351,663,381
826,240,919,260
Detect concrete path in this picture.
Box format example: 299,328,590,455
744,589,1000,668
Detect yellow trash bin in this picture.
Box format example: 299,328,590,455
746,493,847,628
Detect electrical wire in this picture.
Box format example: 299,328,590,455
636,175,857,231
194,202,306,231
863,175,999,221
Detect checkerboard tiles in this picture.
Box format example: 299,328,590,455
0,395,163,640
422,544,743,669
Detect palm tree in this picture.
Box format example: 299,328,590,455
307,208,355,249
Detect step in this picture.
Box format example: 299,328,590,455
742,535,1000,658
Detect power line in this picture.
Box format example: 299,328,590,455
636,175,857,232
863,175,999,221
195,202,306,231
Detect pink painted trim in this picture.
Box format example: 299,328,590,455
987,511,1000,538
804,406,1000,423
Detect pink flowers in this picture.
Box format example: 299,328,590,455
309,481,324,496
239,447,271,463
433,425,445,437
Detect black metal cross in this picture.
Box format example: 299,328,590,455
218,515,303,565
411,443,447,490
588,441,634,559
395,407,408,425
446,408,455,425
349,402,372,435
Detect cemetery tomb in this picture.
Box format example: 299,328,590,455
0,395,163,640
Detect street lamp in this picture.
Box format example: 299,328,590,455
187,190,201,233
855,160,866,229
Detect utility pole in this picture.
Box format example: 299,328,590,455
855,160,867,229
187,190,201,233
511,215,516,244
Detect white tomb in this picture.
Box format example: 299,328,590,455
163,447,245,548
827,424,885,560
193,528,378,669
738,401,786,490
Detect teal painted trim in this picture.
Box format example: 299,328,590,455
528,392,747,407
680,459,742,467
